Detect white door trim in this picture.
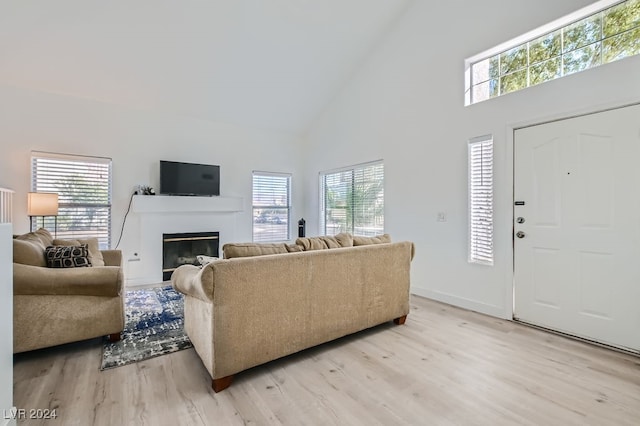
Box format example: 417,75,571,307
504,99,640,320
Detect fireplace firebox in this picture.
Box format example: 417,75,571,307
162,231,219,281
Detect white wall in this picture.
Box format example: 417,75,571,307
0,224,13,425
303,0,640,318
2,0,639,313
0,84,305,283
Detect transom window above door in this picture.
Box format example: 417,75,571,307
466,0,640,105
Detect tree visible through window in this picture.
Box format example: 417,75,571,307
467,0,640,104
31,152,112,248
320,161,384,236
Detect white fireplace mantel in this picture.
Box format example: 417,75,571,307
126,195,244,286
131,194,243,214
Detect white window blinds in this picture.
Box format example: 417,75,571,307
468,136,494,265
31,152,112,248
0,188,13,224
252,172,291,242
320,161,384,236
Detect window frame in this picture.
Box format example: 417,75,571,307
31,151,113,248
319,160,384,237
468,136,494,266
252,171,292,243
465,0,639,105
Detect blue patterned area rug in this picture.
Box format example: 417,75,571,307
100,285,192,370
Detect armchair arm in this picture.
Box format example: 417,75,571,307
14,263,123,297
171,264,214,303
101,250,122,267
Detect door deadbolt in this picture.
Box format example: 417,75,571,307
516,217,525,224
516,231,526,239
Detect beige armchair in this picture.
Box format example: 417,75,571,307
13,228,124,353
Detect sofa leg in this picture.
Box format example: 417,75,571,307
393,315,407,325
108,333,121,342
212,375,234,393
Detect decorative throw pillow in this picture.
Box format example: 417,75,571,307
286,244,304,253
295,236,342,251
13,228,55,267
352,234,391,246
53,237,105,267
13,238,48,267
196,255,219,266
222,243,289,259
334,232,354,247
45,244,92,268
16,228,54,248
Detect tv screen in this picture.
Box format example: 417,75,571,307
160,160,220,196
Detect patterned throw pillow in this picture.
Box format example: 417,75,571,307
52,237,105,266
45,244,92,268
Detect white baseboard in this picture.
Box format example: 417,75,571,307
410,287,510,320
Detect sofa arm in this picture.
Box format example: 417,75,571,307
101,250,122,267
13,262,123,297
171,264,214,302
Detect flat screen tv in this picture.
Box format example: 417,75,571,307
160,160,220,196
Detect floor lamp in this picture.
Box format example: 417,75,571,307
27,192,59,236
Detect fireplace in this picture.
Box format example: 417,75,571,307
162,231,219,281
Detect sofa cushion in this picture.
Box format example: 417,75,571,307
101,250,123,267
335,232,354,247
13,239,47,267
295,236,333,251
285,244,303,253
16,228,53,247
223,243,289,259
352,233,391,246
13,263,122,296
13,228,55,266
45,244,92,268
295,232,353,251
53,237,105,267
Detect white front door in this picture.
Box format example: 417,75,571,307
514,104,640,352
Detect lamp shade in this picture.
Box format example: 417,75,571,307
27,192,59,216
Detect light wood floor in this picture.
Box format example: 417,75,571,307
13,296,640,425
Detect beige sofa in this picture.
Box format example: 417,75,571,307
172,235,414,392
13,228,125,353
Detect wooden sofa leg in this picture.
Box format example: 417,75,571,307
393,315,407,325
108,333,121,342
212,375,234,393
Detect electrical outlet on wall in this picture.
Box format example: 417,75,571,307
128,252,141,262
437,212,447,222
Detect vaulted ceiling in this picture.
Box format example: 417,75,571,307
0,1,412,134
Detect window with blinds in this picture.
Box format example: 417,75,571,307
320,161,384,236
252,172,291,242
468,136,494,265
31,152,112,249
